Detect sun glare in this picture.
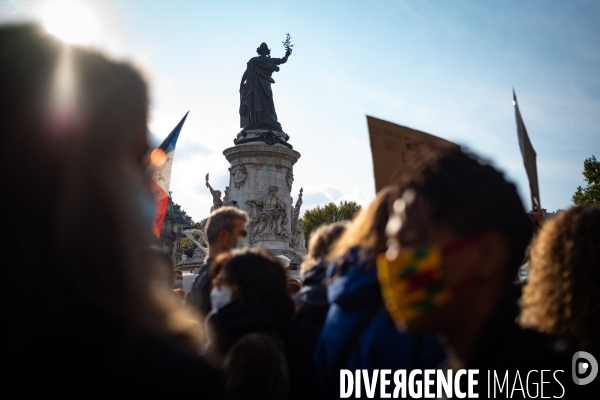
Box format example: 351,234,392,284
150,149,167,167
40,0,100,45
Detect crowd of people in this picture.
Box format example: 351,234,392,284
3,24,599,398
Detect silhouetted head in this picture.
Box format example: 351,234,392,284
256,42,270,56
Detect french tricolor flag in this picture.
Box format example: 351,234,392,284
150,111,189,237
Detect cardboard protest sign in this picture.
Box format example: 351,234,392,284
367,116,458,192
513,91,540,209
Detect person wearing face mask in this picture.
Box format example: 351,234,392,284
204,248,294,398
378,148,576,397
314,188,445,399
173,269,183,289
187,206,249,318
173,268,185,303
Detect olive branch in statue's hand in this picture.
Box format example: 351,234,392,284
282,33,294,55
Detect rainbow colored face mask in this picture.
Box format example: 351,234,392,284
377,235,480,325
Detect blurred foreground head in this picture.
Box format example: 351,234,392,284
379,147,532,333
1,24,203,371
520,205,600,358
1,23,152,249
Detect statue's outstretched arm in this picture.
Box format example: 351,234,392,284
273,51,291,65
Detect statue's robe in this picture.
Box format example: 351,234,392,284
239,56,287,130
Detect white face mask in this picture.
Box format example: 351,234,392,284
210,286,233,312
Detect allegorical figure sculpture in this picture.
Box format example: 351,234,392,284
183,229,208,262
223,186,230,203
245,185,288,242
239,35,293,131
291,187,303,235
292,219,306,249
205,173,223,212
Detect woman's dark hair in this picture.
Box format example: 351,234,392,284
393,147,533,282
213,248,294,318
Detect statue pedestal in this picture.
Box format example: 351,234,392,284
223,137,306,264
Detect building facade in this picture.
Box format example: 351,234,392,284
158,196,195,265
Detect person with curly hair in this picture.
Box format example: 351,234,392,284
520,204,600,359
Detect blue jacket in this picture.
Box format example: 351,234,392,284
314,247,446,398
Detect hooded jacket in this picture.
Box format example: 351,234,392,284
314,247,446,398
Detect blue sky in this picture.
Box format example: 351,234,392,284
3,0,599,221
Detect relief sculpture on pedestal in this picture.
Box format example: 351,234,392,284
231,165,248,188
245,185,290,243
286,171,294,191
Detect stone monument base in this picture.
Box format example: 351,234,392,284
223,136,307,266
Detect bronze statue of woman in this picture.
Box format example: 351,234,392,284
239,42,291,131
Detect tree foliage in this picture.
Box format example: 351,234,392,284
572,155,600,205
301,201,361,242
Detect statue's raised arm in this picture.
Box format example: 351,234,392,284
273,48,291,65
